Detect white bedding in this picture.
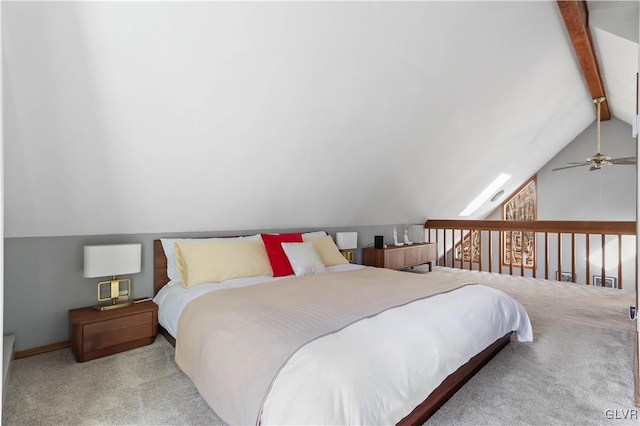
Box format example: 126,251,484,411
262,283,531,424
155,266,532,424
154,263,362,338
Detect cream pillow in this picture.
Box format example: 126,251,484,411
302,235,349,266
174,240,272,287
161,234,260,283
281,242,326,277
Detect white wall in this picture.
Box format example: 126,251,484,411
3,1,594,238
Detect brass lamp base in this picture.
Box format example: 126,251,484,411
94,277,132,311
93,301,134,311
341,250,354,263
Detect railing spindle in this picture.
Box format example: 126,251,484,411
571,233,576,282
499,231,503,275
453,229,457,269
509,231,513,276
469,230,473,271
618,234,622,289
520,231,524,277
557,233,562,281
460,229,464,270
586,234,590,285
544,232,549,279
479,230,483,272
434,229,438,266
532,232,537,278
601,234,606,286
488,230,493,273
442,229,447,267
450,229,454,267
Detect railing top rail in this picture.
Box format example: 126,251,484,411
424,220,636,235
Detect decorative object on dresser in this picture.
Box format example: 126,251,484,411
335,232,358,262
404,229,412,245
393,226,403,246
84,244,142,311
362,242,437,271
374,235,385,249
68,300,158,362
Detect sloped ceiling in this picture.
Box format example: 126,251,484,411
3,1,636,238
589,1,639,126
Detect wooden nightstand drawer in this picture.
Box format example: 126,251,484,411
83,312,154,352
69,300,158,362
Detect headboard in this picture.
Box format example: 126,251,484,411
153,232,327,295
154,240,170,296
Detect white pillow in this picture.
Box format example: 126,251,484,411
281,242,326,277
161,235,260,283
301,231,327,238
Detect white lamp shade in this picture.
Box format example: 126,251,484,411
336,232,358,250
84,244,142,278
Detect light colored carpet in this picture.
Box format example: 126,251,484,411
3,266,638,425
3,335,221,425
418,267,637,426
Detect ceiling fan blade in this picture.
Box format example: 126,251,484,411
552,163,590,171
609,157,636,165
589,164,601,172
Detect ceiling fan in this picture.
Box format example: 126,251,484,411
552,97,636,172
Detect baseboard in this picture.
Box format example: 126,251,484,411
14,341,70,360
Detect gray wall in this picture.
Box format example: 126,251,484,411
4,224,425,351
483,117,635,221
537,117,636,289
538,117,635,221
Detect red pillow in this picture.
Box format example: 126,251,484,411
261,233,304,277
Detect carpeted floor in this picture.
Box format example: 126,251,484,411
3,266,638,425
419,267,637,426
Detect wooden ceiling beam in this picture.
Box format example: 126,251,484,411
557,0,611,120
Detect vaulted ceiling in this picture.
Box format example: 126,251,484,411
3,1,639,237
588,1,638,125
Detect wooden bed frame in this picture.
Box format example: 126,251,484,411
153,239,511,425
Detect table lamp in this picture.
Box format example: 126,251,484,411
84,244,142,311
336,232,358,263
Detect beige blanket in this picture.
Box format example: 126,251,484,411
175,267,472,425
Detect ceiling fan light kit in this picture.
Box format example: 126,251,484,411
552,97,637,172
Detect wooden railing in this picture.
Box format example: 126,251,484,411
425,220,636,289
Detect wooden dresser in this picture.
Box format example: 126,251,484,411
69,300,158,362
362,242,437,271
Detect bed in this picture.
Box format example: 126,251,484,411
153,233,532,425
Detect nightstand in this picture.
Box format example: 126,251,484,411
69,300,158,362
362,242,437,271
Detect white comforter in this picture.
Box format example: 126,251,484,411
155,266,532,425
